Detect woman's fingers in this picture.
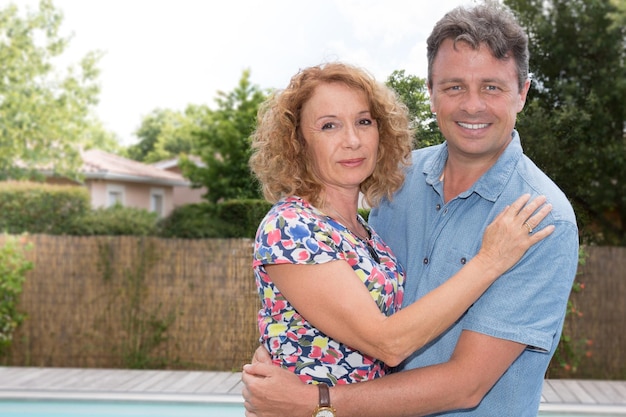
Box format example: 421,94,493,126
480,194,555,269
502,194,552,233
523,202,552,232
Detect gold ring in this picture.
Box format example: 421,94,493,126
523,221,533,234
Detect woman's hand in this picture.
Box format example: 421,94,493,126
477,194,554,274
242,346,315,417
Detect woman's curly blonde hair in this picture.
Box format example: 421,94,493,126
249,62,413,208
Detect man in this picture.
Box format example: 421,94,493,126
242,2,579,416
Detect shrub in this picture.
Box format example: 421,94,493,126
158,203,222,238
0,181,89,234
159,199,272,239
68,205,159,236
0,234,33,357
547,247,592,377
217,199,273,238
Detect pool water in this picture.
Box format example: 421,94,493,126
1,399,245,417
3,399,624,417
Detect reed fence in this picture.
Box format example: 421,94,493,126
566,245,626,379
1,235,624,379
3,235,260,371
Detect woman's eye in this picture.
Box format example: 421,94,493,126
359,118,373,126
321,122,335,130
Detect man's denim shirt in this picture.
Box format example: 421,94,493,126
370,131,579,416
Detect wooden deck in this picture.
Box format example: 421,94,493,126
0,367,625,413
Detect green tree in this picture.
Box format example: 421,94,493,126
82,120,123,154
0,234,33,357
0,0,105,180
127,107,202,163
506,0,626,244
385,70,444,148
181,69,266,203
608,0,626,29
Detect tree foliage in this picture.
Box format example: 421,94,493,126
0,233,32,357
126,107,203,163
608,0,626,29
0,0,105,180
505,0,626,244
385,69,444,148
181,69,266,203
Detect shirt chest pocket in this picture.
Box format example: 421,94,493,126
424,246,475,289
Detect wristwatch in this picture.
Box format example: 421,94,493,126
312,383,336,417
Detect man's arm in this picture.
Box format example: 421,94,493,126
242,331,525,417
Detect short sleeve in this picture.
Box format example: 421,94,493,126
253,199,345,267
463,221,579,351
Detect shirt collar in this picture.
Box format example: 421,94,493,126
424,130,524,202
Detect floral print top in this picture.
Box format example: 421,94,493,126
253,196,405,386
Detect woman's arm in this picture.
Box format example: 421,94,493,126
266,194,553,366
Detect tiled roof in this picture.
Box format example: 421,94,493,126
81,149,190,186
151,155,205,171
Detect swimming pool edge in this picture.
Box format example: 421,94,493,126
0,390,244,404
539,403,626,415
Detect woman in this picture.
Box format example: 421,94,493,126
248,62,552,386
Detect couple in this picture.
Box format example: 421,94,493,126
244,2,579,416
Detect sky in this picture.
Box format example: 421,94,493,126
3,0,475,145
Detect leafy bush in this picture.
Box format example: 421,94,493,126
216,199,273,238
358,208,371,221
159,199,272,239
0,181,89,234
0,234,33,357
158,203,221,238
547,248,593,377
68,205,159,236
0,180,272,239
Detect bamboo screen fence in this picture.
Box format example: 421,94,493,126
567,245,626,379
2,235,625,379
4,235,260,371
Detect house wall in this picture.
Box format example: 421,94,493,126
173,186,205,206
86,179,176,217
161,165,206,207
86,180,107,208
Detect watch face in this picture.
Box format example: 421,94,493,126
314,410,335,417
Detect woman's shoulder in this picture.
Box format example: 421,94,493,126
259,196,325,232
267,196,316,219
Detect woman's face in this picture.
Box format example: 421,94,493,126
299,82,379,196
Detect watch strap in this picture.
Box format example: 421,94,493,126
318,383,331,407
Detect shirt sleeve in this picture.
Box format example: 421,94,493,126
254,205,344,267
463,220,579,352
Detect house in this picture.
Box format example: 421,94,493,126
150,156,207,207
46,150,201,218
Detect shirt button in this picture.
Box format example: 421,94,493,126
436,204,441,211
460,257,467,264
443,208,448,214
423,258,429,265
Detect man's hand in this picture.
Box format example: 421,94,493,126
241,346,317,417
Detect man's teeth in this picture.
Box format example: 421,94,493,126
458,122,488,129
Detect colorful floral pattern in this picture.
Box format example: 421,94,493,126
253,196,405,386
